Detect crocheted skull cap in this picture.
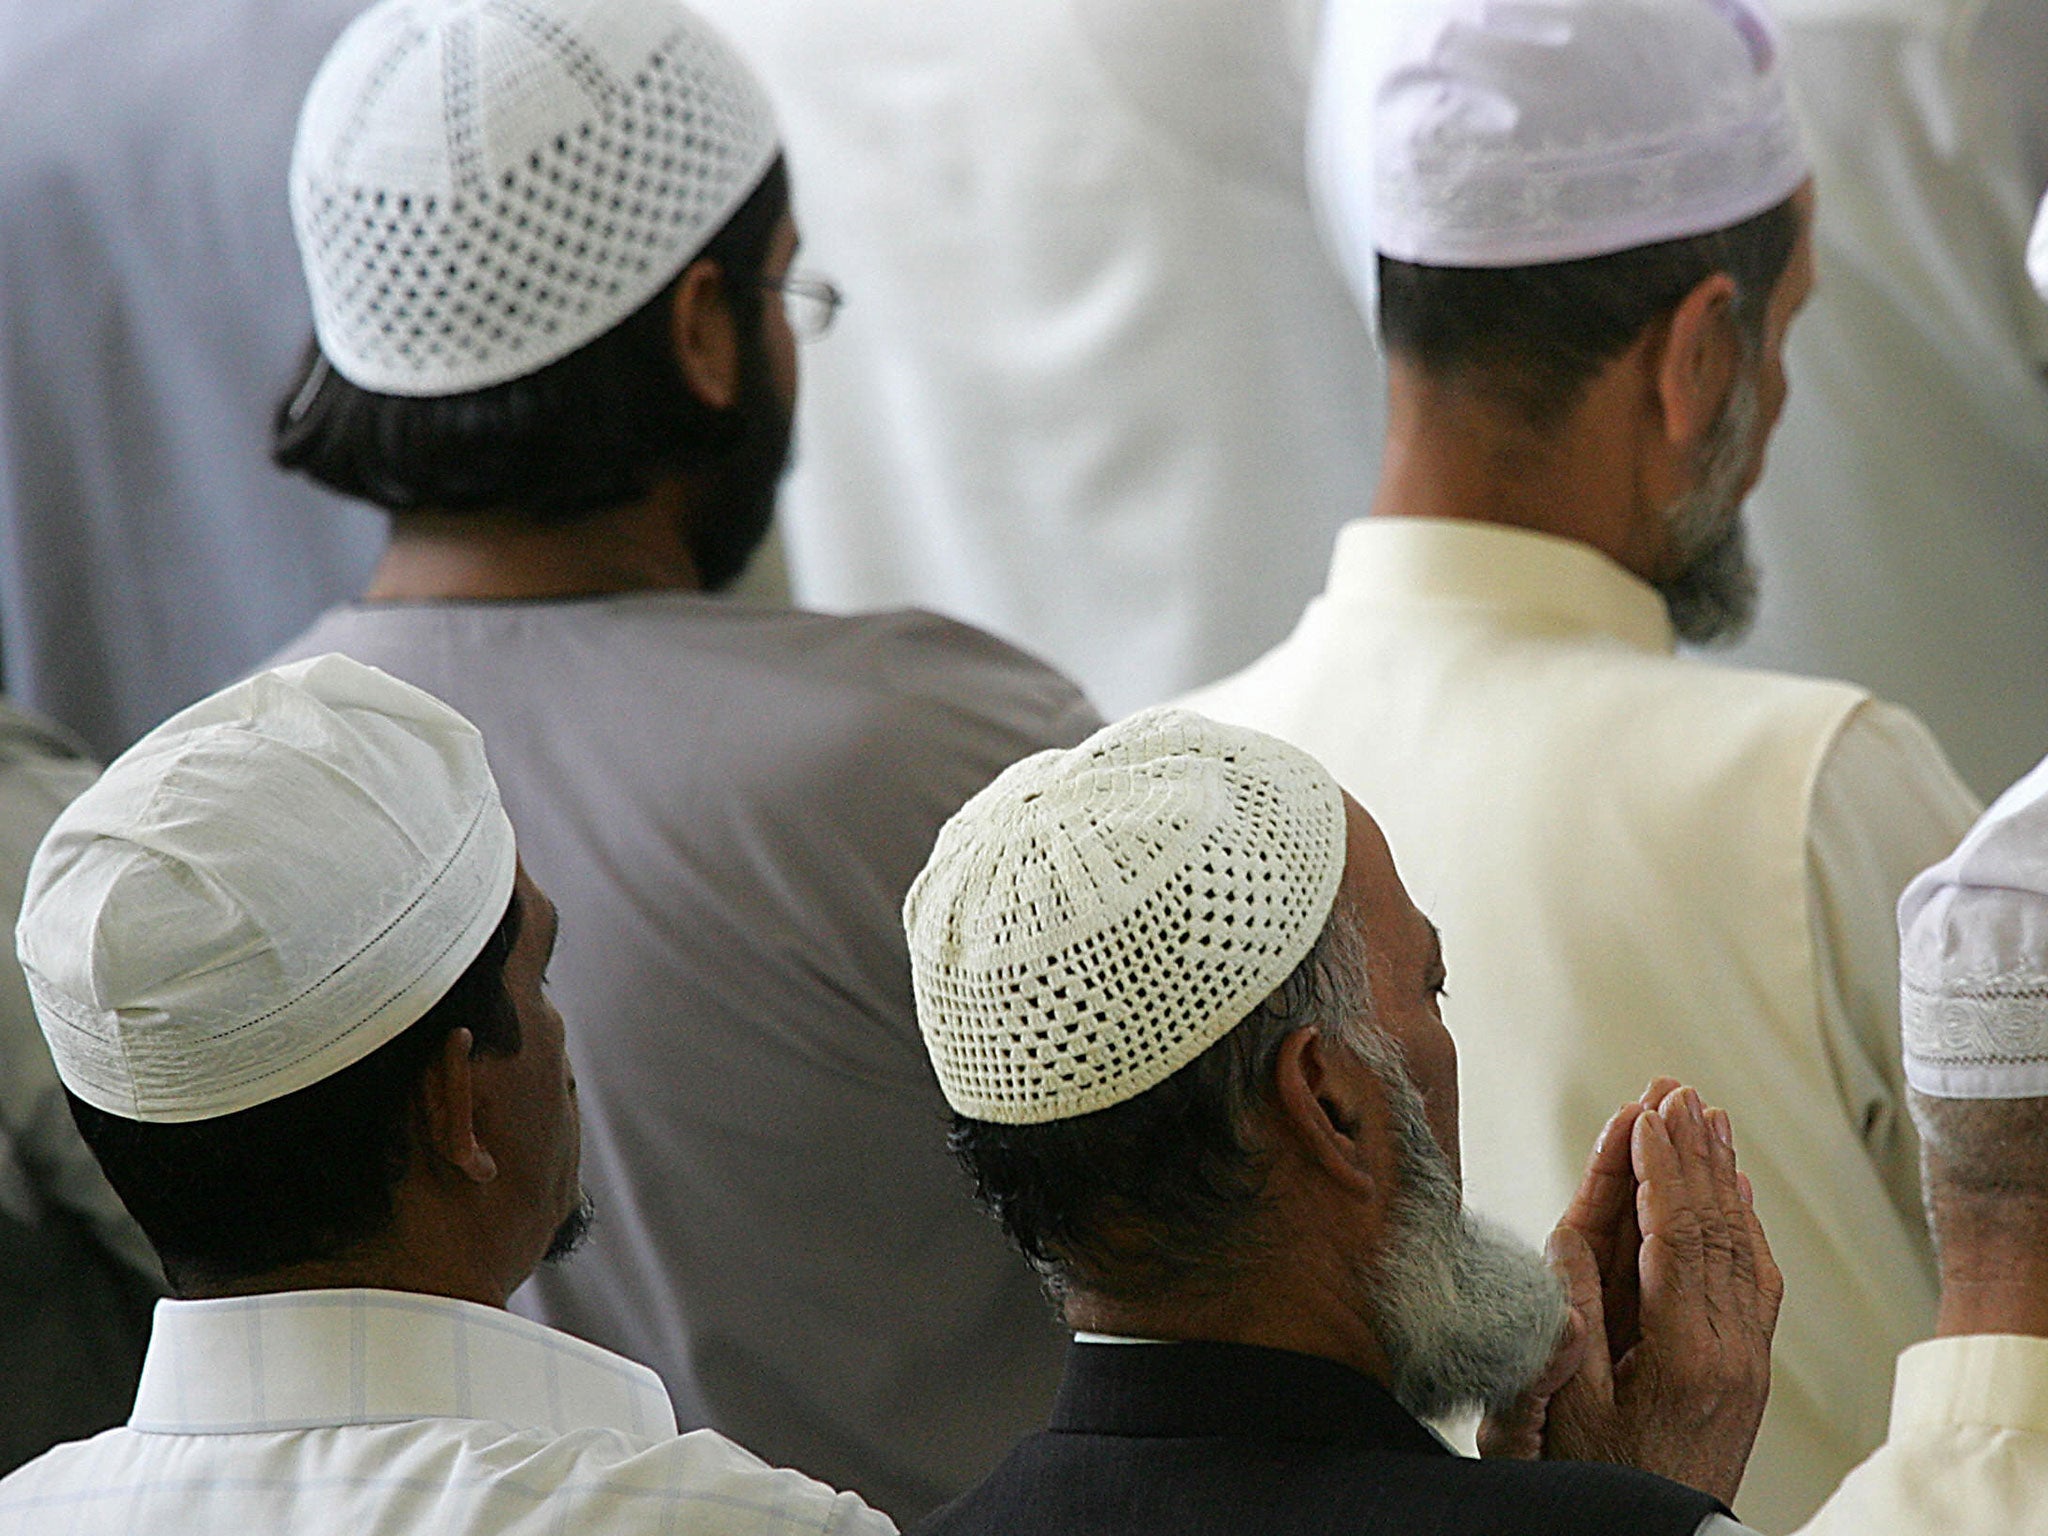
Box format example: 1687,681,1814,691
1898,752,2048,1100
1311,0,1808,307
905,708,1349,1125
291,0,779,396
2030,190,2048,304
17,654,517,1124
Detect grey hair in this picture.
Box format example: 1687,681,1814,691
1225,902,1377,1110
1909,1088,2048,1205
1655,363,1763,645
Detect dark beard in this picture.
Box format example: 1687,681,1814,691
688,332,793,593
543,1192,596,1264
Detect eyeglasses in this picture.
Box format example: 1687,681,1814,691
760,271,843,340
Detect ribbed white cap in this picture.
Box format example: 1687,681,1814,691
290,0,779,396
17,655,518,1124
905,708,1348,1126
1898,751,2048,1100
1311,0,1808,312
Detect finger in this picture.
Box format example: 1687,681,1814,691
1602,1162,1644,1358
1734,1154,1786,1340
1476,1394,1546,1461
1541,1224,1628,1460
1541,1225,1608,1398
1633,1108,1707,1341
1480,1225,1604,1460
1641,1076,1682,1111
1560,1102,1644,1273
1659,1087,1736,1305
1705,1106,1756,1315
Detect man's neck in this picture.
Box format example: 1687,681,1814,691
1373,360,1659,582
1061,1253,1394,1386
176,1188,522,1309
1936,1220,2048,1340
185,1257,505,1309
364,481,703,602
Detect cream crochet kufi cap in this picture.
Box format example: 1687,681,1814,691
290,0,779,396
1311,0,1808,314
1898,752,2048,1100
905,708,1349,1125
16,654,517,1124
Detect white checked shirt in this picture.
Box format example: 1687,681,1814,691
0,1288,895,1535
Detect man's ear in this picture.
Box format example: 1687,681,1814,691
1650,271,1742,457
670,257,740,412
1272,1026,1382,1197
417,1028,497,1185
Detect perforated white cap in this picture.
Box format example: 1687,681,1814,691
905,708,1349,1126
1311,0,1808,311
1898,752,2048,1100
291,0,780,397
17,654,518,1124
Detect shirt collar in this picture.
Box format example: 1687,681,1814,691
130,1288,677,1440
1326,517,1676,655
1891,1333,2048,1436
1051,1338,1448,1456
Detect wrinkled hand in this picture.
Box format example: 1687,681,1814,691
1478,1077,1669,1460
1480,1082,1782,1509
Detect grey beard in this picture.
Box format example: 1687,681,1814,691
1361,1062,1569,1422
1656,368,1763,646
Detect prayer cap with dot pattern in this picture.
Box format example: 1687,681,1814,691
290,0,779,396
905,708,1348,1125
1899,752,2048,1100
17,654,517,1123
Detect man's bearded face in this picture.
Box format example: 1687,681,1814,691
1654,365,1764,646
543,1191,596,1265
1355,1044,1570,1422
688,317,794,593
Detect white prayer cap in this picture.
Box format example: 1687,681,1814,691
2030,190,2048,304
905,708,1348,1126
291,0,779,397
1898,753,2048,1100
17,654,518,1124
1312,0,1808,299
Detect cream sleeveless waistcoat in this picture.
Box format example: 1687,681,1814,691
1187,517,1952,1533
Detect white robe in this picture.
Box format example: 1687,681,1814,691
685,0,1386,717
1794,1334,2048,1536
1724,0,2048,801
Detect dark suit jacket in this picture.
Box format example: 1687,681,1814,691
915,1340,1729,1536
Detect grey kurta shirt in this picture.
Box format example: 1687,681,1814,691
0,0,384,758
275,593,1100,1524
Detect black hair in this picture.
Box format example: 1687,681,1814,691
949,914,1361,1301
68,895,523,1293
272,157,790,522
1377,196,1801,433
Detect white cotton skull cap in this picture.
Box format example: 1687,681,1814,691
291,0,779,397
16,654,518,1124
1310,0,1808,315
2030,190,2048,304
1898,753,2048,1100
904,707,1349,1126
